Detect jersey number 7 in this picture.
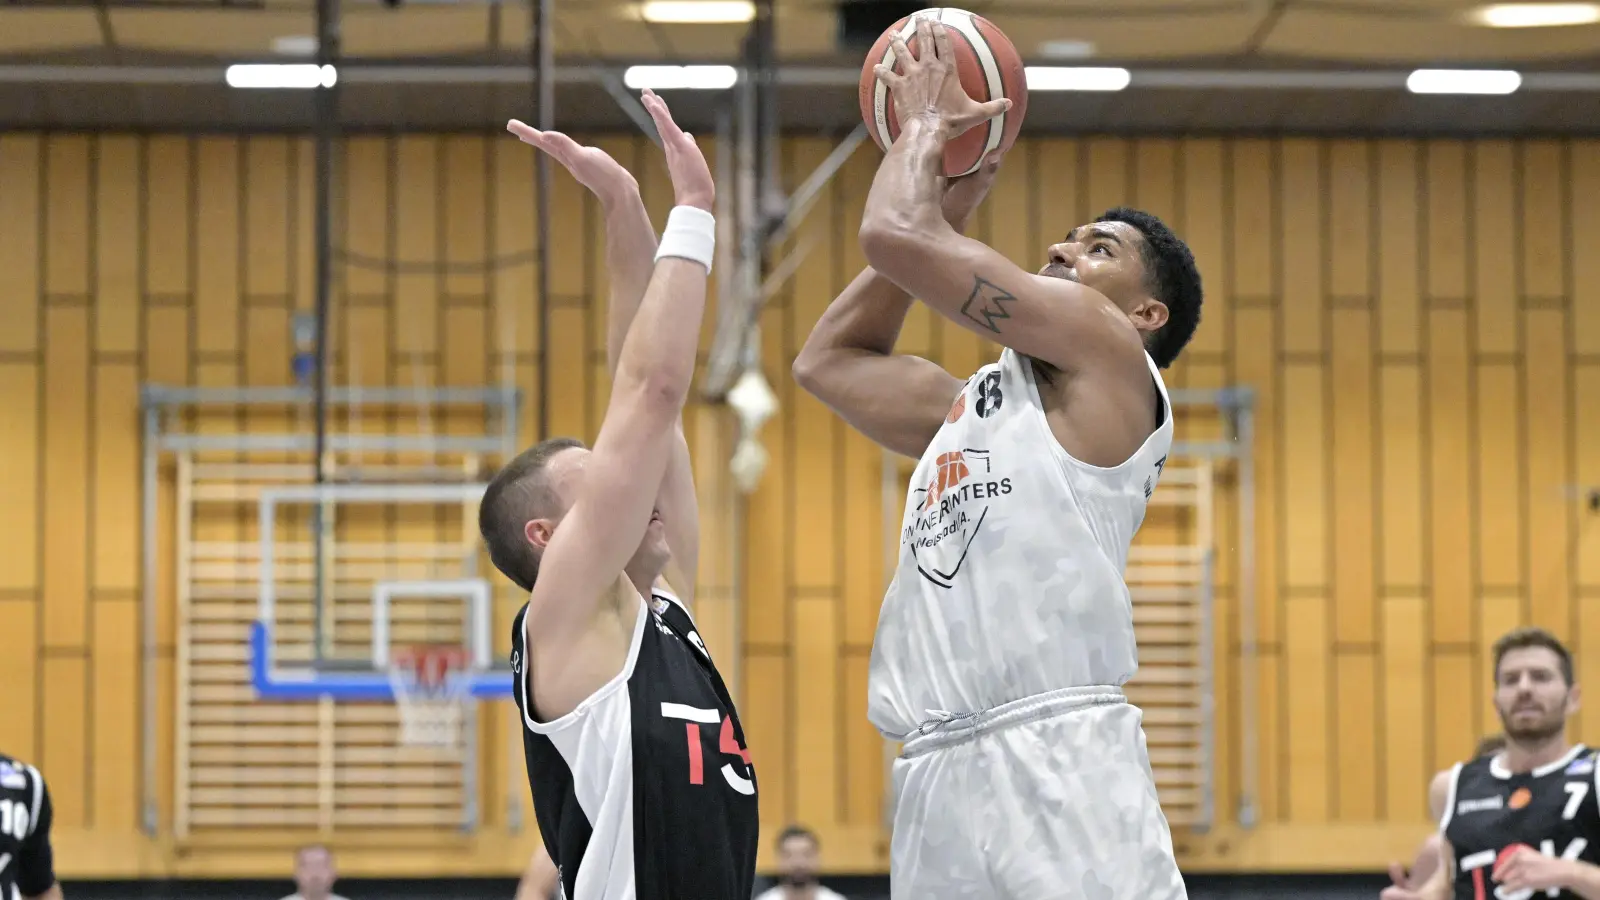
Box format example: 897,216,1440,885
660,703,754,795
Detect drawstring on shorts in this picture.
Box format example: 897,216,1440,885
895,685,1128,759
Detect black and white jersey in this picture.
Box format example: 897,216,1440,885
1443,743,1600,900
0,754,54,900
512,588,759,900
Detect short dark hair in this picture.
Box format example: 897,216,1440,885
775,824,818,850
1474,733,1507,758
1492,626,1575,686
1096,207,1203,369
479,437,586,592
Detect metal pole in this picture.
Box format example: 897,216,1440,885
533,0,553,440
735,20,762,384
140,407,160,835
310,0,340,658
1234,398,1259,829
755,0,778,236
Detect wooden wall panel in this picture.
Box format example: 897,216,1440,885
195,138,241,358
1381,595,1427,820
0,136,42,353
142,138,191,300
44,137,91,300
0,361,41,592
1428,308,1472,645
1571,149,1600,356
95,137,140,356
5,133,1599,878
42,305,91,649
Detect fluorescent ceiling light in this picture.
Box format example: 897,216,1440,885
1470,2,1600,27
226,63,337,89
623,65,738,90
1405,68,1521,95
1035,39,1096,60
1024,66,1130,92
638,1,755,23
270,35,318,56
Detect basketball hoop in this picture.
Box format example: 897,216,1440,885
388,645,472,750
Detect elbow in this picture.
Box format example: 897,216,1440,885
793,340,848,402
861,211,946,282
641,372,692,411
859,215,914,270
619,367,692,418
791,350,823,396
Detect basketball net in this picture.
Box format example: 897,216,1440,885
388,645,471,750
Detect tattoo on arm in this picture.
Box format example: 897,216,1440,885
958,276,1017,334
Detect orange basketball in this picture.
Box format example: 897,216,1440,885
858,7,1029,178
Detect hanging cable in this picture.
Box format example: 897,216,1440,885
311,0,342,660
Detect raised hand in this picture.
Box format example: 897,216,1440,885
873,16,1010,140
638,88,714,212
505,121,640,211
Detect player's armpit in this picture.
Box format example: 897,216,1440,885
21,884,62,900
858,218,1144,376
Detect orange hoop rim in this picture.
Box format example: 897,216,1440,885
390,644,472,691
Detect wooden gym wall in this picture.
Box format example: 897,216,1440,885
0,132,1597,878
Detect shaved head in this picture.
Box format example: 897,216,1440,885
479,437,586,591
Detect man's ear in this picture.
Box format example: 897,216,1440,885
524,518,554,551
1132,298,1168,334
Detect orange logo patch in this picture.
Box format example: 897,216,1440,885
1509,787,1533,809
946,393,966,423
923,451,970,511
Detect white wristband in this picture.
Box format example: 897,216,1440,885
655,206,716,274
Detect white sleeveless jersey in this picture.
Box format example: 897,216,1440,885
867,348,1174,738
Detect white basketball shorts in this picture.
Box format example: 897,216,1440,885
887,685,1188,900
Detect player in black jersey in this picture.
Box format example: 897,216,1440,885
1383,628,1600,900
481,89,757,900
1396,734,1510,890
0,753,60,900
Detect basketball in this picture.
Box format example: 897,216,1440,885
857,7,1029,178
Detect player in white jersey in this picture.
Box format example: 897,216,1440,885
794,18,1202,900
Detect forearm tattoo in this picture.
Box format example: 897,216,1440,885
959,275,1017,334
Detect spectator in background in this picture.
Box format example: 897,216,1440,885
753,826,846,900
280,845,349,900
